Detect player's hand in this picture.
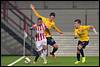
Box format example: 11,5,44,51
30,4,35,9
60,32,64,36
74,37,78,39
30,27,33,30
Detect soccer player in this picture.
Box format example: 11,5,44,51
73,19,98,64
30,18,48,64
30,4,63,57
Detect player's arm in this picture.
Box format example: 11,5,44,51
88,25,98,34
45,27,51,35
84,25,98,35
53,25,63,34
30,24,37,30
43,23,51,35
30,4,41,18
74,29,79,39
30,4,46,24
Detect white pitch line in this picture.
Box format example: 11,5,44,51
7,56,25,66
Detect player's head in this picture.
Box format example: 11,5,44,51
37,18,42,25
74,19,81,28
49,12,55,21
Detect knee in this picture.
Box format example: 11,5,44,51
77,50,80,54
53,44,59,48
77,45,82,50
77,47,80,54
36,51,41,56
43,45,47,50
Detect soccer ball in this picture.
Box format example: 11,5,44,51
24,57,31,64
24,60,30,64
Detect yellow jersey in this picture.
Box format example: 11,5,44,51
34,12,62,37
74,25,90,41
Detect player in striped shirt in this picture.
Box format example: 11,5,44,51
30,18,48,64
30,4,63,57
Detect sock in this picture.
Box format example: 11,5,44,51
34,51,41,62
77,53,80,61
40,50,47,62
41,56,47,62
80,49,84,57
51,47,58,54
43,49,47,56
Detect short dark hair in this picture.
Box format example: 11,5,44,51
49,12,55,17
74,19,81,24
37,18,42,20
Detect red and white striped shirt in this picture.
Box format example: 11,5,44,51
32,23,46,41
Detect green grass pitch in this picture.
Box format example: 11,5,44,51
1,56,99,66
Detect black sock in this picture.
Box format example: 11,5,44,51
77,53,80,61
34,55,39,62
80,49,84,57
34,51,41,62
52,47,58,54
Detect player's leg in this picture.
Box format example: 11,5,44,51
33,41,42,63
34,51,41,63
40,39,48,64
76,41,89,64
80,41,89,63
50,43,58,57
42,45,47,56
75,46,81,64
78,44,86,63
47,37,58,57
40,48,47,64
75,41,81,64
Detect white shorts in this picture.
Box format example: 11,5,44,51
35,38,47,51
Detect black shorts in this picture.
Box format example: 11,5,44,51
78,40,89,49
46,37,56,46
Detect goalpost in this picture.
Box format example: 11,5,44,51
7,31,26,66
7,18,28,66
7,30,27,66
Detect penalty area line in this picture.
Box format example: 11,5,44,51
7,56,25,66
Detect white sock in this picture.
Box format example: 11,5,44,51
43,49,47,56
40,50,47,62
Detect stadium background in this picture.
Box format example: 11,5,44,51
1,1,99,57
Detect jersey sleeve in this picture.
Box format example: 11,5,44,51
40,16,47,24
83,25,91,30
74,29,78,36
36,14,47,24
53,24,62,34
42,23,47,29
32,9,47,24
43,23,51,35
32,24,37,28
